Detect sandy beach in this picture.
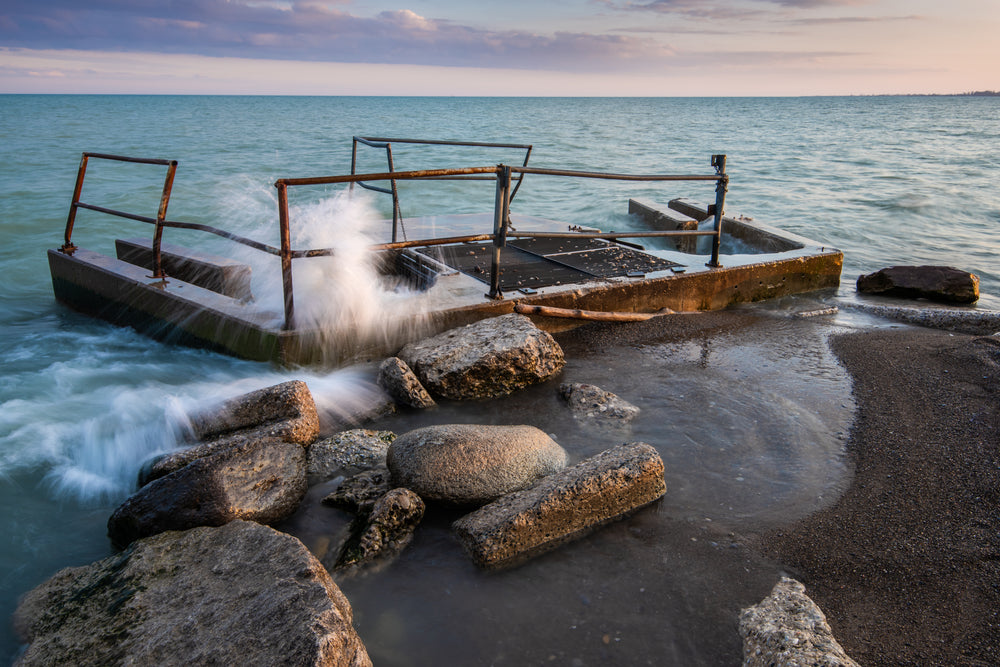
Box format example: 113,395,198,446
753,327,1000,666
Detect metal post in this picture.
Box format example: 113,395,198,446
349,137,359,195
707,154,728,268
488,164,511,299
386,143,401,244
62,153,90,254
150,160,178,281
277,182,296,331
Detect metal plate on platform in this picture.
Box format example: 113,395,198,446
418,237,679,290
418,243,591,290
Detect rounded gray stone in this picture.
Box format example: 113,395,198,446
386,424,568,505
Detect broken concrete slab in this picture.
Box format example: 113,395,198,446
452,442,665,569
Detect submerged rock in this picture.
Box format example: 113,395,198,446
322,466,394,515
377,357,436,409
452,442,666,570
559,382,640,424
739,577,859,667
386,424,568,506
335,488,425,574
857,265,979,304
308,429,397,481
108,436,307,549
398,313,565,400
14,520,372,667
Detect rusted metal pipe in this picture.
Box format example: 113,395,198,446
62,153,90,253
514,303,674,322
150,160,178,281
488,164,512,299
276,182,295,331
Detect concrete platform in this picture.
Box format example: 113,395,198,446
48,201,842,366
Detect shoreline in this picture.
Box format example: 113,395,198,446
751,326,1000,665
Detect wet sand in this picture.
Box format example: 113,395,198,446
753,327,1000,666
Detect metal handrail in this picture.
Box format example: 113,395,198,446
62,150,727,336
350,137,533,242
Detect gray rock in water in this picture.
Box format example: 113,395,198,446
322,466,394,515
739,577,859,667
309,429,397,481
452,442,666,569
14,520,372,667
140,379,320,486
386,424,568,506
109,436,307,549
398,313,565,400
559,382,640,424
335,488,425,574
377,357,436,408
857,265,979,304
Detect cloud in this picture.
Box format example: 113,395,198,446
0,0,673,72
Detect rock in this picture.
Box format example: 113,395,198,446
398,313,565,400
14,520,371,667
108,436,307,549
322,466,394,515
140,379,320,486
335,488,425,573
386,424,568,506
559,382,640,424
377,357,436,408
739,577,860,667
188,379,320,443
857,265,979,304
452,442,666,569
309,429,397,481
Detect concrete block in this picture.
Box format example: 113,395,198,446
452,442,666,569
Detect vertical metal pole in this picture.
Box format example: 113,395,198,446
349,137,358,194
150,160,178,281
386,144,401,244
707,154,728,269
62,153,89,253
488,164,511,299
277,181,296,331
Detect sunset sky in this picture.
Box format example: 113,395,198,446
1,0,997,96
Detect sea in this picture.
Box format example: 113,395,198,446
1,95,998,664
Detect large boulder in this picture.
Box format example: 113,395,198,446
141,379,319,485
739,577,859,667
386,424,568,505
857,265,979,304
14,520,371,666
452,442,666,569
397,313,565,400
108,436,307,548
377,357,436,408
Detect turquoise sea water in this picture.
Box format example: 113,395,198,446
1,95,998,663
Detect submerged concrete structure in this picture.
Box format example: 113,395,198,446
48,144,842,366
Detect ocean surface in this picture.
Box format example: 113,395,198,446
1,95,998,664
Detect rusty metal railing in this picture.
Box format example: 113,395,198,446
350,137,533,243
275,157,728,329
62,150,728,335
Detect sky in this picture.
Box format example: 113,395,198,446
0,0,997,96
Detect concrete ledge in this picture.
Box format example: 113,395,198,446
452,442,666,569
115,237,253,301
